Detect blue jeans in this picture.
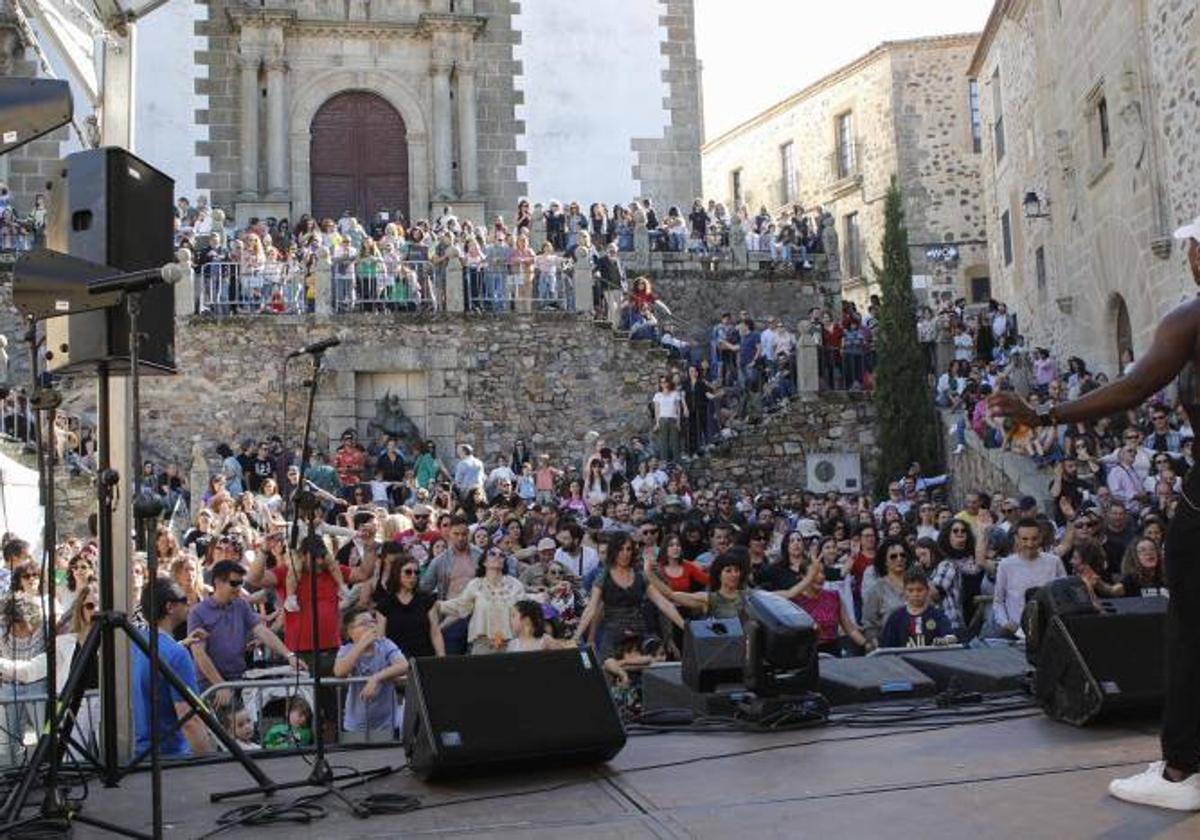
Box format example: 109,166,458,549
1,679,46,764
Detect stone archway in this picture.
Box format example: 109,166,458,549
310,91,409,224
1109,293,1134,373
289,70,430,222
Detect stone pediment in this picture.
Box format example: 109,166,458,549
227,2,484,40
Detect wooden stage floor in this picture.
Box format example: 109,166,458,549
60,710,1200,839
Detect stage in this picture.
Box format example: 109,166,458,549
68,711,1199,839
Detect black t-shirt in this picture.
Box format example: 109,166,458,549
376,452,407,482
374,589,437,658
1120,574,1167,598
249,456,275,492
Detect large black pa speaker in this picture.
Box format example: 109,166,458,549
1034,596,1167,726
401,648,626,780
682,617,745,692
44,147,176,373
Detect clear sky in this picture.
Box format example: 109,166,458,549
696,0,997,141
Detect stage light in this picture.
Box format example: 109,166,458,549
743,590,820,697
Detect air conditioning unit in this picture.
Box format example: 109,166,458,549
805,452,862,494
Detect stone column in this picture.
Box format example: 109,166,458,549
446,251,466,313
573,246,594,316
634,224,650,268
314,255,333,315
455,62,479,197
530,204,546,251
431,60,454,200
173,248,195,318
797,331,821,393
265,58,289,200
238,52,261,199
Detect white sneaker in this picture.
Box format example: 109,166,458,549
283,594,300,613
1109,762,1200,811
953,444,965,455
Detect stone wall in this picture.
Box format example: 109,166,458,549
891,39,989,306
650,268,834,343
687,393,878,494
700,35,985,308
630,0,704,208
53,315,671,473
939,411,1051,514
972,0,1198,376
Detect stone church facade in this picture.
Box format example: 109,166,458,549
970,0,1200,374
701,35,990,308
198,0,703,228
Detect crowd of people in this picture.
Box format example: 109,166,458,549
0,201,1181,780
175,195,828,316
0,345,1179,761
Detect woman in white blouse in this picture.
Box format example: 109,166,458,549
437,546,539,654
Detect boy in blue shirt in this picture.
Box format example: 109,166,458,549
333,606,408,740
879,567,955,649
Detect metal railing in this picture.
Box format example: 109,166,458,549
332,257,443,313
817,345,871,391
0,394,95,471
198,261,308,315
197,674,404,750
0,230,35,258
465,265,575,312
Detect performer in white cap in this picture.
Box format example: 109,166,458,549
992,215,1200,811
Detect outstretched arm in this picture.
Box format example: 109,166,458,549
991,302,1198,426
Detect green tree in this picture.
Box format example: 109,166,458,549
871,180,940,494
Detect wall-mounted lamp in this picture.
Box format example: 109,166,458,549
1023,191,1051,220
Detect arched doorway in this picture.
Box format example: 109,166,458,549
310,91,408,225
1110,293,1133,373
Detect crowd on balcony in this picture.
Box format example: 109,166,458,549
172,194,832,317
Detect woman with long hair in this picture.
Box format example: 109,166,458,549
572,533,685,661
375,553,444,658
437,545,530,654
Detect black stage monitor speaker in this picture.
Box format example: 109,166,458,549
1022,576,1097,666
818,655,937,705
899,647,1032,694
43,147,176,374
1035,596,1167,726
682,617,745,693
402,647,626,781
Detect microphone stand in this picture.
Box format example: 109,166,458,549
210,344,394,805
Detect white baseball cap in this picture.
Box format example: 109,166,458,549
1173,215,1200,243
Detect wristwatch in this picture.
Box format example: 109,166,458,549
1036,403,1059,427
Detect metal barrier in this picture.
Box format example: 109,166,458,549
331,258,443,313
0,230,35,258
0,395,94,471
198,673,405,751
465,265,574,313
198,261,307,315
0,687,101,772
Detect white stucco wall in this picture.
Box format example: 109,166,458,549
513,2,670,204
135,0,209,200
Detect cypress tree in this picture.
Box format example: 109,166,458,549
871,179,940,494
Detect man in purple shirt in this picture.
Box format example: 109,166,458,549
187,560,304,696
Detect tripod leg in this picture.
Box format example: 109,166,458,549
116,616,273,789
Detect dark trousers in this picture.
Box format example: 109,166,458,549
1162,470,1200,772
442,617,470,656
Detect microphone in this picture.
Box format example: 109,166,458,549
88,261,187,295
287,337,341,358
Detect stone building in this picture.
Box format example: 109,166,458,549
3,0,703,228
701,34,990,308
969,0,1200,373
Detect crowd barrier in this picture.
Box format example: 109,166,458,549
198,262,307,315
331,257,443,313
464,265,576,313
